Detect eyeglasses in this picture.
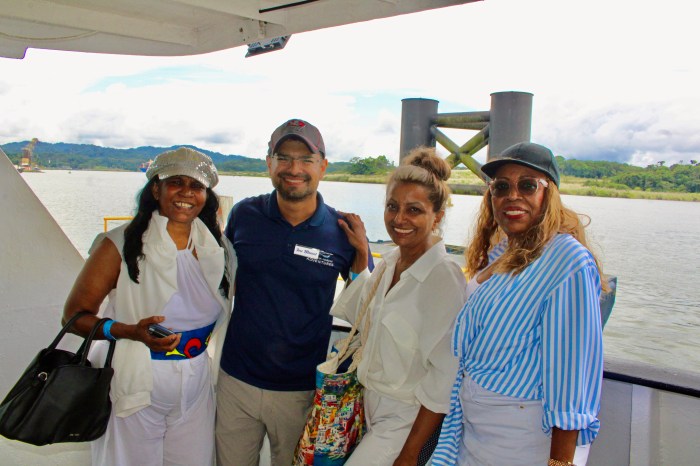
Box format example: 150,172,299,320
488,177,549,198
272,153,320,167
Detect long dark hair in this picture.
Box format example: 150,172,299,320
123,177,230,297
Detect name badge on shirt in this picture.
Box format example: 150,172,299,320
294,244,320,260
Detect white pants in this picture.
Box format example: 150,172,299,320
458,375,590,466
92,353,215,466
345,389,420,466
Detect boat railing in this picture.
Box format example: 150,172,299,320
103,216,133,232
604,355,700,398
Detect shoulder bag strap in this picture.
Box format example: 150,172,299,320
346,263,386,372
334,263,386,362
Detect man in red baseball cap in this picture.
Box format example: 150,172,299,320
216,119,371,466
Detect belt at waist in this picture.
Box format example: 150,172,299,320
151,322,216,360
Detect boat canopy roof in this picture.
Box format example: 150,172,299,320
0,0,477,59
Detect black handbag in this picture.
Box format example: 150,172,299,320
0,311,116,445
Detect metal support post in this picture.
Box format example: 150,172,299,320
488,91,533,160
399,98,438,162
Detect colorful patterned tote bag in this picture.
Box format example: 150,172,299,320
293,266,385,466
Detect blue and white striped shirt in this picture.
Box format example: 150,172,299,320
433,234,604,465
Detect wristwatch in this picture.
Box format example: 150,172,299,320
548,460,575,466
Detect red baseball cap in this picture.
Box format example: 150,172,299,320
268,119,325,157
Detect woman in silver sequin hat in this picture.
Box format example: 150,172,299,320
63,147,234,465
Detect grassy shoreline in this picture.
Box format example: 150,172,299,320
319,171,700,202
36,167,700,201
557,176,700,201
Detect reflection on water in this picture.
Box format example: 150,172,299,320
22,170,700,373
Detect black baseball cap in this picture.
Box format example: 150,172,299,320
481,142,561,187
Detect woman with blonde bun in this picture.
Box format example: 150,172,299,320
333,147,467,466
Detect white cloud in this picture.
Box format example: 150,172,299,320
1,0,700,166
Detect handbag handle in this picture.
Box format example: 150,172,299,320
334,263,386,366
79,318,116,369
46,311,92,351
47,311,116,368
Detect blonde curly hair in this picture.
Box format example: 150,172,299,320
465,181,608,291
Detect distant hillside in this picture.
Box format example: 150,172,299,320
4,141,697,193
1,141,270,172
1,141,352,173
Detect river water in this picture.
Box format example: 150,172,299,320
21,170,700,373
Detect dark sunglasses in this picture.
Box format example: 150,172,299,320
488,177,549,198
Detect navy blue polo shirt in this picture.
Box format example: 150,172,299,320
221,191,366,391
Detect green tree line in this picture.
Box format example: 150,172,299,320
2,141,268,172
3,141,699,193
1,141,388,175
557,156,700,193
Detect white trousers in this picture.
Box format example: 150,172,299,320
457,375,590,466
345,389,420,466
92,353,215,466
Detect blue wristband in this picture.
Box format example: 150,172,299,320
102,319,117,341
349,271,359,281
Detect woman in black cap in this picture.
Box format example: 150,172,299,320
433,142,607,466
63,147,234,466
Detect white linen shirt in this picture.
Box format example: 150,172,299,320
331,239,467,414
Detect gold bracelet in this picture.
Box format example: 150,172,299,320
548,460,575,466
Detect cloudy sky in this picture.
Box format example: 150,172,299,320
2,0,699,167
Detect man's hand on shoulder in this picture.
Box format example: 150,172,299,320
337,211,369,273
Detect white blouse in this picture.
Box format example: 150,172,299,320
161,245,222,331
331,239,467,413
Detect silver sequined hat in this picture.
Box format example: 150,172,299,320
146,147,219,188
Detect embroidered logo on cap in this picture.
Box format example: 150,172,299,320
286,120,307,134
